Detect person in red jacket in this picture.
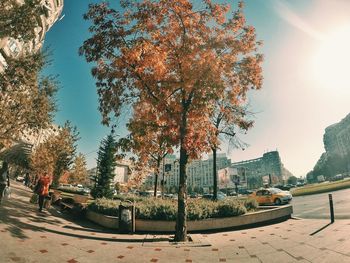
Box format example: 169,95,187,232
37,173,52,212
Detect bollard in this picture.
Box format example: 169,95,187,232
328,194,334,223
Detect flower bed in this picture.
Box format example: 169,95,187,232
87,197,258,220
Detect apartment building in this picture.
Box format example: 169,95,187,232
147,153,232,190
0,0,64,72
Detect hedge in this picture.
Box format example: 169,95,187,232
87,197,258,220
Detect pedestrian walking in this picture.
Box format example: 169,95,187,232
35,172,51,212
0,161,10,205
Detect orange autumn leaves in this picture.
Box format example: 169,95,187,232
81,0,263,164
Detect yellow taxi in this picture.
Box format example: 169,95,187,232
249,188,292,205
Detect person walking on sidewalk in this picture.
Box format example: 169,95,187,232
36,172,51,212
0,161,10,205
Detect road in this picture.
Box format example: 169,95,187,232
292,187,350,219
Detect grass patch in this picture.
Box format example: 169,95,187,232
291,178,350,196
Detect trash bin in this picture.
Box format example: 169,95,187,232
118,202,135,233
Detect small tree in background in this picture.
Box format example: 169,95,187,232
91,130,117,199
209,101,253,200
68,153,88,185
29,121,79,185
287,176,298,185
52,122,79,187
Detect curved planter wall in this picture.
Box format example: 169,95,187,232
86,210,119,229
86,205,293,232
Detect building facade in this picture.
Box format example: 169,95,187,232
0,0,64,72
231,151,293,187
323,113,350,157
145,153,232,191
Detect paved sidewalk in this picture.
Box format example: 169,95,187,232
1,182,350,263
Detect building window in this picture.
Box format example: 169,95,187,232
8,39,19,56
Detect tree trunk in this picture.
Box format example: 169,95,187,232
175,108,189,242
154,159,161,197
175,145,188,241
212,147,218,200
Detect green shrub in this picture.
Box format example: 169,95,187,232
187,199,215,220
88,198,121,217
113,194,145,203
214,200,247,218
136,199,177,220
243,198,258,211
88,197,257,220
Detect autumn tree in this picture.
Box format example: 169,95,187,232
119,101,174,197
0,59,58,148
91,131,117,199
80,0,262,241
30,121,79,185
52,122,79,187
68,153,88,185
0,0,42,42
0,0,58,149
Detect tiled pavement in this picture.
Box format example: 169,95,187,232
1,182,350,263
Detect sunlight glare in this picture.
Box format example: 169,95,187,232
312,25,350,91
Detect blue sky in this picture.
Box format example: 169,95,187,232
43,0,350,176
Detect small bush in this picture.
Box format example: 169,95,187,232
88,198,121,217
214,200,247,218
113,194,145,203
243,198,258,211
187,199,215,220
136,199,177,220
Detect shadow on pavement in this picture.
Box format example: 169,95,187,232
1,182,165,243
0,188,63,239
310,222,333,236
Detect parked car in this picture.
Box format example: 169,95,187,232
274,184,291,191
238,188,253,195
189,193,199,198
202,192,226,200
249,188,292,205
164,193,174,199
227,191,238,196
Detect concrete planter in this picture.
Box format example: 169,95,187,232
86,205,293,232
86,210,119,229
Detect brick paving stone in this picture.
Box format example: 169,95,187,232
2,182,350,263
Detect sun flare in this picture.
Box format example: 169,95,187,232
312,25,350,91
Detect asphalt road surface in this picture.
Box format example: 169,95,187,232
292,187,350,219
